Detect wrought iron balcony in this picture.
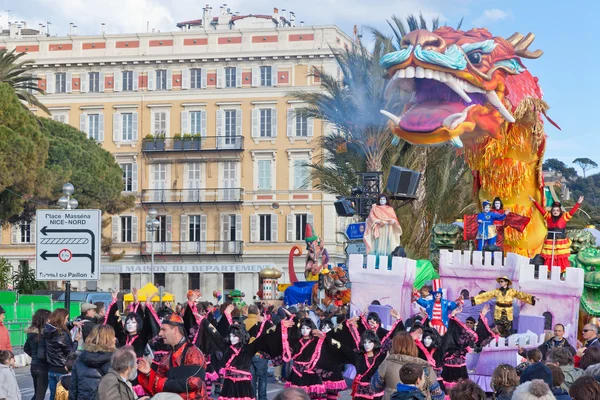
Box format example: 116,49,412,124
142,135,244,152
141,240,243,255
141,188,243,204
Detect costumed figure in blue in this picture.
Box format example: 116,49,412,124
412,279,463,336
476,200,508,251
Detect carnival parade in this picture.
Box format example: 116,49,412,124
0,2,598,400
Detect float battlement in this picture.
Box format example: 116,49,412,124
482,332,545,352
439,250,530,282
348,254,416,321
518,264,584,296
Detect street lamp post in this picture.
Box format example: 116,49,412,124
57,183,78,315
146,209,160,286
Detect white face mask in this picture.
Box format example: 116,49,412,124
230,334,240,345
364,340,375,352
423,337,433,347
128,368,138,381
379,197,387,205
125,319,138,334
368,320,378,330
301,326,312,337
322,325,332,334
484,205,491,212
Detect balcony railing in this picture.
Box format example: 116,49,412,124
142,136,244,152
141,240,243,255
141,188,243,204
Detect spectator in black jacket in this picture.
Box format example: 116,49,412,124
24,308,51,400
40,308,80,400
69,325,115,400
519,324,576,360
76,303,97,342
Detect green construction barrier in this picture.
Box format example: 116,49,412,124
0,291,17,304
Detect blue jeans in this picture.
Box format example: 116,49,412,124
250,355,268,400
48,371,64,400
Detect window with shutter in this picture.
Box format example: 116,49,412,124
66,72,72,93
259,109,272,137
271,214,278,243
121,163,133,192
99,72,105,92
131,217,138,243
217,67,225,89
200,215,207,253
260,66,272,87
46,72,55,94
113,70,122,92
235,67,242,87
112,216,120,242
201,68,207,89
182,68,190,90
287,109,295,137
80,72,88,93
286,215,295,242
250,214,259,242
122,113,133,141
166,69,173,90
122,71,133,91
190,111,202,135
252,66,260,87
132,163,138,192
257,160,271,190
225,67,236,88
271,65,278,87
295,214,309,241
120,216,132,243
132,112,138,141
293,159,310,190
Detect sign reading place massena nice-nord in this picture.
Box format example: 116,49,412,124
35,209,101,281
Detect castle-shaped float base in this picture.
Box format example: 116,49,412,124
348,250,584,390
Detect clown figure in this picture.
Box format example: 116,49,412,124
413,281,463,336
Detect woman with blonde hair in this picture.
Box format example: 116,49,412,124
69,325,116,400
491,364,519,399
371,331,444,400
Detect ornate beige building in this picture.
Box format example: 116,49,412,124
0,8,353,301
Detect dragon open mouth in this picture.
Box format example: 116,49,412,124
381,66,515,147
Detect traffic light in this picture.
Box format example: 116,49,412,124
318,273,324,290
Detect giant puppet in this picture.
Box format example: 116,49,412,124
379,28,557,257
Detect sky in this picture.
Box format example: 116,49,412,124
2,0,598,172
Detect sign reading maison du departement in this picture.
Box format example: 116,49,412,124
101,263,276,274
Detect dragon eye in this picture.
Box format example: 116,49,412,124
467,52,482,64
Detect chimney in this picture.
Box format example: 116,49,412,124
281,9,287,21
300,20,305,27
69,22,74,35
73,25,78,35
101,23,105,35
273,7,279,22
21,21,27,29
289,12,296,27
9,22,18,38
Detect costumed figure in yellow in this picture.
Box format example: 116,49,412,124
363,194,402,256
471,276,538,337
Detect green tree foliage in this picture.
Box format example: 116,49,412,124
543,158,578,180
0,83,50,219
0,83,133,221
13,261,46,293
0,49,49,113
573,158,598,178
0,257,11,290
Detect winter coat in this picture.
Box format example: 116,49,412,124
391,384,426,400
371,354,444,400
24,329,47,366
494,387,515,400
0,363,21,400
561,365,584,388
551,387,572,400
0,321,11,351
69,348,113,400
97,368,137,400
42,323,78,373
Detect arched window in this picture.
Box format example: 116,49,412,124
543,311,553,330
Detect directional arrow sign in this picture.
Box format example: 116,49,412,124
36,210,101,281
345,222,366,240
345,241,367,255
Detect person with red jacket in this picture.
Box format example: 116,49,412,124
530,195,584,272
137,314,207,400
0,306,11,351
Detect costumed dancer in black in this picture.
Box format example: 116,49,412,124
199,304,280,400
318,319,347,400
435,304,495,391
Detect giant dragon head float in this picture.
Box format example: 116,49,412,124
380,28,554,256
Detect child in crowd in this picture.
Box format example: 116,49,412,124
491,364,520,400
0,350,20,400
391,363,426,400
54,353,78,400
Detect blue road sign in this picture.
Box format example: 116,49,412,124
345,222,366,240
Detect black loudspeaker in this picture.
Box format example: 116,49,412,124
334,198,355,217
386,166,421,198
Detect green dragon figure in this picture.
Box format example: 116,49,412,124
429,223,465,269
567,229,600,318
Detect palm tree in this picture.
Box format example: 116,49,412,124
0,49,49,113
288,15,475,259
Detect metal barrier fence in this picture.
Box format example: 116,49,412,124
2,301,84,350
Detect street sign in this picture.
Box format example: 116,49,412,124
345,222,366,240
35,209,101,281
345,241,367,255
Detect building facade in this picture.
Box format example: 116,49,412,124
0,8,354,302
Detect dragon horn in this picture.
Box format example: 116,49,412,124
507,32,544,59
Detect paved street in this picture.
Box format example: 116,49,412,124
16,366,353,400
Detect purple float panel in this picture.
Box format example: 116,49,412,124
348,254,416,322
368,304,393,329
517,315,545,336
